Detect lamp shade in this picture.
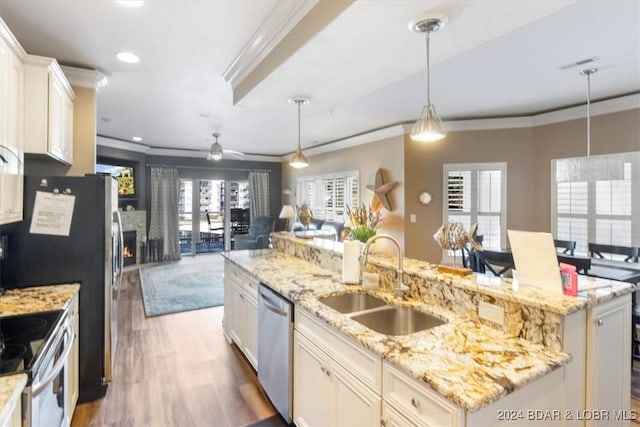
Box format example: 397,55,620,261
279,205,296,219
410,104,446,142
209,141,223,161
289,149,309,169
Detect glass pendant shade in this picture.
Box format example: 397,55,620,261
209,141,223,161
410,103,446,142
289,147,309,169
289,98,310,169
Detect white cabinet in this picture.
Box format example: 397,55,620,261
225,261,258,369
586,294,631,427
23,55,74,165
0,400,21,427
64,293,80,427
382,362,464,427
294,308,382,427
0,20,24,225
294,331,381,427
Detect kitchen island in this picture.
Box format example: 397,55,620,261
0,284,80,427
223,233,635,426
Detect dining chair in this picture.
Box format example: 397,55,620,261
476,249,515,277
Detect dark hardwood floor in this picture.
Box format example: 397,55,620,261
71,260,276,427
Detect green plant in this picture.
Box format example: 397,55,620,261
346,203,382,243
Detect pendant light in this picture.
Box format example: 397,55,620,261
207,133,223,161
289,98,310,169
409,14,447,143
580,68,596,157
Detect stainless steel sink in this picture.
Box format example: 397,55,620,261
317,293,387,314
350,306,446,336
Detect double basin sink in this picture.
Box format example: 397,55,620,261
317,293,445,336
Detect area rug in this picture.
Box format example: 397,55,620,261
139,258,224,317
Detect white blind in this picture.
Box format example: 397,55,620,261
553,153,638,254
297,171,359,222
443,163,506,253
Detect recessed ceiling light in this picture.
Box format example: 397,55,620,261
116,52,140,64
116,0,144,7
132,136,142,142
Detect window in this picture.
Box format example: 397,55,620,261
552,152,640,256
443,163,507,256
297,171,359,222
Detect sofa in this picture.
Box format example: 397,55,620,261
234,215,276,250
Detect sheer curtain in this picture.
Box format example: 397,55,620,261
148,167,181,262
248,170,270,218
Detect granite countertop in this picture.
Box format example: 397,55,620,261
223,250,573,412
0,283,80,421
0,374,27,426
0,283,80,317
275,233,635,315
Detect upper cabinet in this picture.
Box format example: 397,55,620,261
24,55,75,165
0,18,25,225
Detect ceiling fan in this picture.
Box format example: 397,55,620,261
206,133,245,161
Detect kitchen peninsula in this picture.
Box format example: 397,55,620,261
223,232,634,426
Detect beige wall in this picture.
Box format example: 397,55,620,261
531,108,640,233
404,127,536,263
67,86,97,176
282,135,405,249
283,107,639,263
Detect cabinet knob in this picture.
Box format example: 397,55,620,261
380,417,387,427
597,319,604,326
411,397,420,408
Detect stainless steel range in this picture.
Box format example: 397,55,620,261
1,309,73,427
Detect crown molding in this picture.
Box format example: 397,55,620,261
60,65,109,90
279,124,406,162
0,17,27,60
222,0,318,91
531,93,640,126
24,54,76,100
97,135,281,162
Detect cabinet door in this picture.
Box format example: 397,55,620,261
244,294,258,370
382,402,418,427
48,73,64,161
0,38,24,225
223,262,233,341
586,294,631,426
293,332,330,427
230,285,245,347
331,360,381,427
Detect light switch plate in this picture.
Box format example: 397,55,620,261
478,301,505,326
410,214,416,223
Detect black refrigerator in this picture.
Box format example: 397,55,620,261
0,174,123,403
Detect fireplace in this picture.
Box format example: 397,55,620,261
123,230,136,267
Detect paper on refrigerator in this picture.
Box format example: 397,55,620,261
29,191,76,236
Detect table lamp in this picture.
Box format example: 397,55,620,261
279,205,296,232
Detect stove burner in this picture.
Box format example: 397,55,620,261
0,344,26,374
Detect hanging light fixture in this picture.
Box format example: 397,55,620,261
409,14,447,143
556,68,623,182
207,133,223,161
289,98,310,169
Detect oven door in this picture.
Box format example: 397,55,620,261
26,321,73,427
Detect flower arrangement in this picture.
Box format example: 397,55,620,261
346,203,382,243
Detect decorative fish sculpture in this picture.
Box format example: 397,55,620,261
433,222,483,252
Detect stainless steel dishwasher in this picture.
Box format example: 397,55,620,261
257,283,293,424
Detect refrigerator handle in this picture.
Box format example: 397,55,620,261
114,210,124,289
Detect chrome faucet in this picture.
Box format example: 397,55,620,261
359,234,408,298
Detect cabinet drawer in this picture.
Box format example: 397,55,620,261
383,362,463,427
295,307,382,392
227,262,258,298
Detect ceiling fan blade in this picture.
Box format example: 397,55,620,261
223,149,245,159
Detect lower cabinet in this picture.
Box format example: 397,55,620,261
225,261,258,369
294,331,381,427
586,294,631,427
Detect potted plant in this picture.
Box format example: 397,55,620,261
345,203,382,243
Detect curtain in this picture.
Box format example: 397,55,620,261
148,167,181,262
248,170,270,219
